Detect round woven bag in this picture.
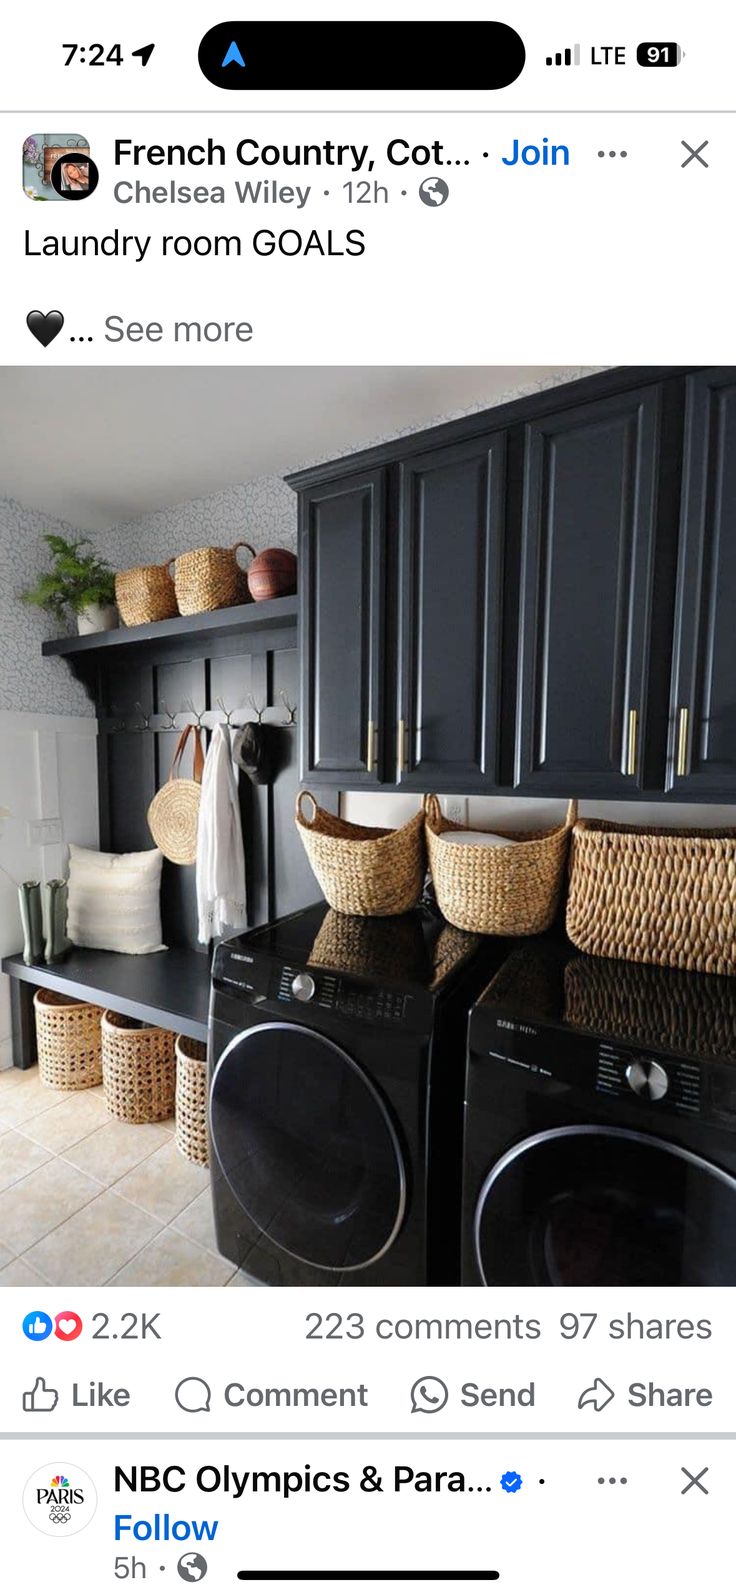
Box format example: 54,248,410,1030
147,725,204,865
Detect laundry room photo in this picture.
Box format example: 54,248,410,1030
0,363,735,1290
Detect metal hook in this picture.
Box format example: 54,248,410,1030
158,700,178,732
279,691,298,727
247,694,267,724
178,698,205,730
133,701,152,733
215,697,237,728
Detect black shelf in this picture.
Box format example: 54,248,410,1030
42,594,298,660
3,947,212,1044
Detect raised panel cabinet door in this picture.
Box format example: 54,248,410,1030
668,371,736,797
396,434,506,789
299,468,386,785
515,386,661,795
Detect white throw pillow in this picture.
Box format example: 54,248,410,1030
443,829,516,849
67,844,166,955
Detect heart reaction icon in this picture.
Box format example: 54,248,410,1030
54,1312,83,1342
27,310,64,347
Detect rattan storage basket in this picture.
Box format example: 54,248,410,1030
101,1011,176,1123
175,1035,209,1167
33,989,103,1091
424,795,577,936
295,791,426,917
566,816,736,975
174,542,255,615
115,561,178,627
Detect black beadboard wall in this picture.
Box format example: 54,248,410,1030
94,627,326,950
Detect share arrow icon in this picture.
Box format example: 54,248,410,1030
131,44,155,66
221,40,246,69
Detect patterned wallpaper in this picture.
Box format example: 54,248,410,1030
104,478,298,570
0,498,93,715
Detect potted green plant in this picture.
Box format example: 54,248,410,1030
21,534,118,634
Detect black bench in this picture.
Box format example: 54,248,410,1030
2,947,211,1070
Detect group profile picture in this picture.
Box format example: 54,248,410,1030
22,132,98,201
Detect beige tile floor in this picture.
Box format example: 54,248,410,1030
0,1066,256,1287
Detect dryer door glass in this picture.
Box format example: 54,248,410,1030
210,1022,407,1272
475,1127,736,1286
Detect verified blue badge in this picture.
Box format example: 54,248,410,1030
501,1471,523,1493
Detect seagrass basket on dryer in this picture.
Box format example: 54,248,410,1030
424,794,577,936
295,791,426,917
566,816,736,976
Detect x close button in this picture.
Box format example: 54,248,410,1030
681,139,709,167
681,1466,709,1495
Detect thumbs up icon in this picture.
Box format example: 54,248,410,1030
23,1377,59,1413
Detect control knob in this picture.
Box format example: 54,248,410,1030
625,1057,669,1101
291,972,316,1003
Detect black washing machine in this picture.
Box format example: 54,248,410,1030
208,901,505,1286
463,935,736,1286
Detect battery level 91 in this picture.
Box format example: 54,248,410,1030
636,42,683,66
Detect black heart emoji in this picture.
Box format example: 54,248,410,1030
26,309,64,347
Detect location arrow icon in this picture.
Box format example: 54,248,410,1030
131,44,155,66
221,40,246,69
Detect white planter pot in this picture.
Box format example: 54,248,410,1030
76,603,118,635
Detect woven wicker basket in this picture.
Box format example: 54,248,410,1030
564,954,736,1066
115,561,178,627
101,1011,176,1123
566,817,736,975
175,1035,209,1166
425,795,577,936
295,791,426,917
174,542,255,615
33,989,103,1091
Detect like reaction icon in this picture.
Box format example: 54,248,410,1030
23,1378,59,1412
23,1312,53,1342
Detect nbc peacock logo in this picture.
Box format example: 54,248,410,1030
23,1462,97,1537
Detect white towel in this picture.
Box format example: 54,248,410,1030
196,724,248,944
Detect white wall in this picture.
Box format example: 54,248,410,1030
342,792,736,832
0,711,98,1068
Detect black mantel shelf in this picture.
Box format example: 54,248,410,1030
42,593,298,660
3,947,212,1044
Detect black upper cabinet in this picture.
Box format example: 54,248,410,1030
299,467,386,786
668,370,736,797
396,434,506,789
515,386,661,795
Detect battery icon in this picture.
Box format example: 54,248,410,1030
637,42,683,66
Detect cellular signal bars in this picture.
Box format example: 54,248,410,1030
546,44,581,66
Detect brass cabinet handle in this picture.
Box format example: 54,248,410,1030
397,718,408,775
366,720,378,775
627,708,638,778
677,706,690,779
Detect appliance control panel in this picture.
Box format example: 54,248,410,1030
596,1042,701,1115
275,965,407,1024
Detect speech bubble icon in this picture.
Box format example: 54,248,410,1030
410,1375,449,1415
175,1376,212,1414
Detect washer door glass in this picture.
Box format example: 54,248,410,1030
475,1127,736,1286
210,1023,406,1272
